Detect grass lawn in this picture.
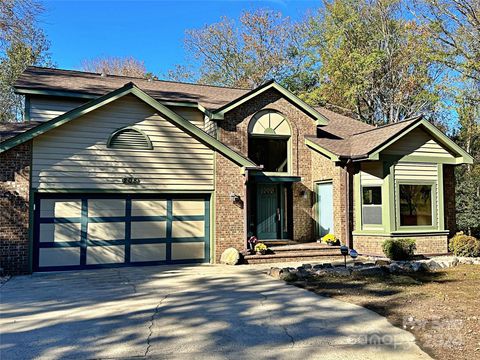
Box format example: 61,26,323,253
293,264,480,360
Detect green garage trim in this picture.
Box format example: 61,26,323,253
33,193,211,271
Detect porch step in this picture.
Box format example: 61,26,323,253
243,243,344,264
243,250,342,264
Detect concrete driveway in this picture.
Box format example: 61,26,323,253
0,264,430,360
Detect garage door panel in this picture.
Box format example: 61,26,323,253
131,243,167,262
40,199,82,218
171,242,205,260
35,195,209,271
87,245,125,265
88,222,125,241
172,199,204,216
39,247,81,267
39,223,82,242
88,199,125,217
131,221,166,239
172,220,204,238
131,200,167,217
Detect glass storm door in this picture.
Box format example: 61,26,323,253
317,182,334,237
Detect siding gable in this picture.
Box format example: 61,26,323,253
32,94,214,191
382,127,454,159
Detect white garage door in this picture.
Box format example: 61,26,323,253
34,195,210,271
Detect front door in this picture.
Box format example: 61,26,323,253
256,184,288,240
317,182,334,237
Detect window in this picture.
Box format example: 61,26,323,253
107,127,153,150
248,110,290,173
362,187,382,225
249,138,288,172
399,184,433,226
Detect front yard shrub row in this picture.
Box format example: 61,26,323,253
449,234,480,257
382,238,416,260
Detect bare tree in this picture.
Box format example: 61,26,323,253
169,9,307,89
80,56,155,78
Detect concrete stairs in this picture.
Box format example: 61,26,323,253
243,242,343,264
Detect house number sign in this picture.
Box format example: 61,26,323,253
122,177,141,185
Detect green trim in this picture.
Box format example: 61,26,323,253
15,87,97,99
250,173,301,183
369,119,474,164
395,179,439,231
35,189,215,194
305,138,340,162
353,172,361,232
437,164,445,231
2,83,256,167
212,81,329,125
353,230,449,237
106,126,153,150
16,87,215,118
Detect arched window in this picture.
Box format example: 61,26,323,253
248,110,291,173
107,127,153,150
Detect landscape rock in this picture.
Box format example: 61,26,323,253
411,261,429,272
220,248,240,265
351,266,385,277
268,267,284,279
375,259,392,266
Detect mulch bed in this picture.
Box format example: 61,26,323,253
292,264,480,360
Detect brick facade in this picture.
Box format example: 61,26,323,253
353,234,449,256
0,142,31,274
214,153,246,262
218,88,320,243
443,165,456,237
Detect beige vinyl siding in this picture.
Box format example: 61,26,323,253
394,162,438,182
32,94,214,191
359,162,384,186
30,96,87,122
171,106,205,129
383,127,454,158
30,96,206,129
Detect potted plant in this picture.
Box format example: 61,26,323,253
247,236,258,253
254,243,268,255
321,233,339,246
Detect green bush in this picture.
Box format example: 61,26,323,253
448,234,480,257
382,238,416,260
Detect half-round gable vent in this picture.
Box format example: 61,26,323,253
107,127,153,150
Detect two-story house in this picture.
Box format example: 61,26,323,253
0,67,473,273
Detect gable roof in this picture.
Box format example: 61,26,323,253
306,117,474,164
15,66,249,110
0,82,257,168
211,80,329,125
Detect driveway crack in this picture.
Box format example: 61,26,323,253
145,294,169,357
261,293,295,348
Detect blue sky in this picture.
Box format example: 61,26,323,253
42,0,318,77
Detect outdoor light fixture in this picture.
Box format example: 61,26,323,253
349,249,358,260
229,193,240,202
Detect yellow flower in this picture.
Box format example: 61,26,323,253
321,233,337,244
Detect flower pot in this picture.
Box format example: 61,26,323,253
257,250,267,255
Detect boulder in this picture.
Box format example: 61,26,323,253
411,261,429,272
302,263,313,270
220,247,240,265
